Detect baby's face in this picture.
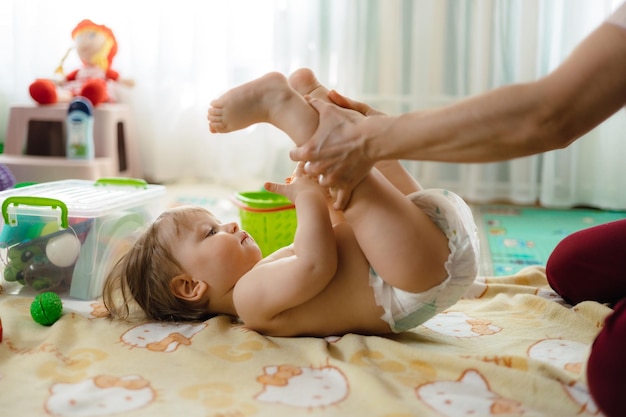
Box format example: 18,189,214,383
169,208,262,297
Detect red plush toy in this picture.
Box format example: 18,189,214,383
29,19,133,106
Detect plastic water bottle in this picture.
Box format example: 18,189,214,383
66,96,94,159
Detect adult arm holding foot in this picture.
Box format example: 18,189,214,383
291,17,626,210
291,6,626,417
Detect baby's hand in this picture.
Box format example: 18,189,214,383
265,162,322,203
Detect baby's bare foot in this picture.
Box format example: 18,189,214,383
208,72,293,133
288,68,330,102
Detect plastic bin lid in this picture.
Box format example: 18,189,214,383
0,179,166,219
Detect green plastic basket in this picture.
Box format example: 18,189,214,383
232,190,296,257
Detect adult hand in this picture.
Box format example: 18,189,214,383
327,90,384,117
290,91,382,210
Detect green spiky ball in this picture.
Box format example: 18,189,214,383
30,292,63,326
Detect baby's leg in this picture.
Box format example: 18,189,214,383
343,170,450,293
210,73,450,292
208,72,318,145
287,68,422,195
288,71,449,290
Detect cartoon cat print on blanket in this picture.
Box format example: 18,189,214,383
528,338,602,413
255,364,349,408
415,369,525,416
45,375,155,417
562,381,602,415
120,322,206,352
422,311,502,338
527,338,587,374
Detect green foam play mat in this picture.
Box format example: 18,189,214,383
475,205,626,276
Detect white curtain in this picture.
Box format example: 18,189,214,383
1,0,624,209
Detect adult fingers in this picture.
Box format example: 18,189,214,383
328,90,383,116
289,145,309,163
328,90,366,115
333,187,354,211
293,161,307,176
306,159,341,182
327,90,354,110
305,95,330,114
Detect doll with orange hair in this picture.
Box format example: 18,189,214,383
29,19,133,106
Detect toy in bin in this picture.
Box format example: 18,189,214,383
232,190,297,257
0,197,92,292
0,178,165,299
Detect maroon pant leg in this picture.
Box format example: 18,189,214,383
545,219,626,417
546,219,626,305
587,299,626,417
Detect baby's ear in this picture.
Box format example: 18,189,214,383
170,275,208,301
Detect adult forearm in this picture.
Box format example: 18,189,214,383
366,83,563,164
367,23,626,164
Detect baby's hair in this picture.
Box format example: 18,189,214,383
103,206,215,322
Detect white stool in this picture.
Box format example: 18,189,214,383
0,103,142,183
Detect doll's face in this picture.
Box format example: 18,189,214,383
74,29,107,64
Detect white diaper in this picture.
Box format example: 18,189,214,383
369,189,480,333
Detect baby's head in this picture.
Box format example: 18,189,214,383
103,206,215,322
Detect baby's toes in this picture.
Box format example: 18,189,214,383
209,122,226,133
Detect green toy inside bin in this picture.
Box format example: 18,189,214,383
232,190,297,257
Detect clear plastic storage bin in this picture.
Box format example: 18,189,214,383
0,178,165,299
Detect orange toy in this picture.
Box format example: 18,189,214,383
29,19,133,106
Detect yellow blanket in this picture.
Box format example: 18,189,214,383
0,266,610,416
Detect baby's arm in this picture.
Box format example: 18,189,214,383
234,163,338,326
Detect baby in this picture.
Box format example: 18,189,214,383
103,69,479,337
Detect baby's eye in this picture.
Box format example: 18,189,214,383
206,228,217,238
